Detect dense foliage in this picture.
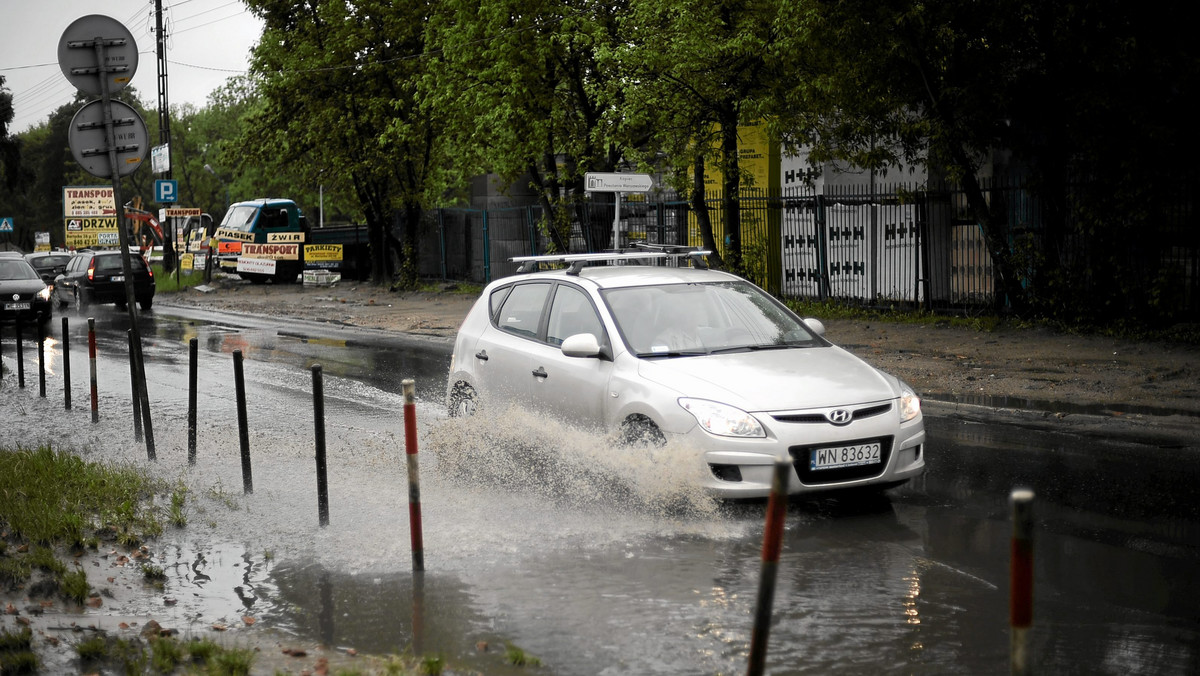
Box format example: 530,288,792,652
1,2,1196,321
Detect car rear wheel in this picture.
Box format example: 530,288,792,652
138,297,153,310
73,288,85,312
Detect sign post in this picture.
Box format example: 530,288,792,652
584,172,653,250
60,14,154,454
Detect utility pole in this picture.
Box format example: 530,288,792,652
155,0,171,180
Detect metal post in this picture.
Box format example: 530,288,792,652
134,335,154,460
402,379,424,571
62,317,71,409
16,318,24,388
127,330,143,441
1011,488,1035,675
233,349,252,494
313,364,329,527
747,459,790,676
187,337,197,464
37,320,46,397
88,318,98,423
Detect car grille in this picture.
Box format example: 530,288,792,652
789,435,894,485
770,402,892,424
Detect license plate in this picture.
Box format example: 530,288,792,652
111,275,125,282
3,302,31,311
810,442,881,470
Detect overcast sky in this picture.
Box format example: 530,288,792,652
1,0,263,133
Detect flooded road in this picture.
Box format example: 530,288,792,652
5,309,1199,674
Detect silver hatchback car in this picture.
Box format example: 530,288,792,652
445,248,925,499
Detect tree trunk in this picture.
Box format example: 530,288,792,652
718,110,743,274
691,155,725,268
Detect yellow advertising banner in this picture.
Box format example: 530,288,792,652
242,243,300,260
303,244,343,262
62,186,115,217
214,227,254,242
180,253,194,271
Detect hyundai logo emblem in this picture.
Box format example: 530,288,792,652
827,409,852,425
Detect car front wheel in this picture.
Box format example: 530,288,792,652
447,384,477,417
619,415,666,447
73,288,85,312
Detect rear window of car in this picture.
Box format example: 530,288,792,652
94,255,147,272
31,255,70,268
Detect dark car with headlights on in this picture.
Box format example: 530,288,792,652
53,250,155,311
0,258,53,324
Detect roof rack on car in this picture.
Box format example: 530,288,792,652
511,245,711,275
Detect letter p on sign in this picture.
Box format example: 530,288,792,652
155,179,178,204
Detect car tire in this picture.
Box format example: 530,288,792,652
53,287,68,309
447,384,477,417
73,288,85,313
619,415,666,447
138,297,153,310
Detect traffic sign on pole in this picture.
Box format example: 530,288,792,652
584,172,654,192
68,100,149,178
155,179,178,204
57,15,139,96
0,217,13,233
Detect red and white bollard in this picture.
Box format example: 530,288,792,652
402,379,425,572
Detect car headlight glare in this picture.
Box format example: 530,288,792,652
37,287,51,301
678,398,765,438
898,380,922,423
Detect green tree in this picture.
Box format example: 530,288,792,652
243,0,437,286
619,0,791,272
423,0,630,252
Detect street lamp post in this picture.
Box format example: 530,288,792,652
203,163,229,209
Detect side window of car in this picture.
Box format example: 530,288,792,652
496,283,550,339
545,284,604,347
488,285,513,320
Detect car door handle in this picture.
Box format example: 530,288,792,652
532,366,548,379
475,350,488,361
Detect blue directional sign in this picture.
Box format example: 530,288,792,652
0,217,13,233
155,179,178,204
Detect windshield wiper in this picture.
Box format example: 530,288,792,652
637,350,708,358
707,343,798,354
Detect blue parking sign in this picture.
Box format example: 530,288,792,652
155,179,178,204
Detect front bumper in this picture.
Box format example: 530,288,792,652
675,405,926,499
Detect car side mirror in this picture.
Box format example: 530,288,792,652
561,333,602,358
803,317,826,337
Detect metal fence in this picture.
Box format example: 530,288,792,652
419,180,1199,320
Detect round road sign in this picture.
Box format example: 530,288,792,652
68,100,149,178
57,15,139,96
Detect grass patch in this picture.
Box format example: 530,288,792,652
0,627,37,674
0,445,180,605
504,642,543,667
150,264,207,294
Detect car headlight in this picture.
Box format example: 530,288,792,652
678,398,765,438
37,287,51,301
898,380,922,423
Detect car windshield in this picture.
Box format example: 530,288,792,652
602,280,823,357
0,260,39,281
219,205,259,232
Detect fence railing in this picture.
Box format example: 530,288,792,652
418,180,1199,319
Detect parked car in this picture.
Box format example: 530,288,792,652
445,247,926,499
0,257,53,324
53,250,155,311
25,251,74,285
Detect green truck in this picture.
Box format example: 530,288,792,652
213,198,370,283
